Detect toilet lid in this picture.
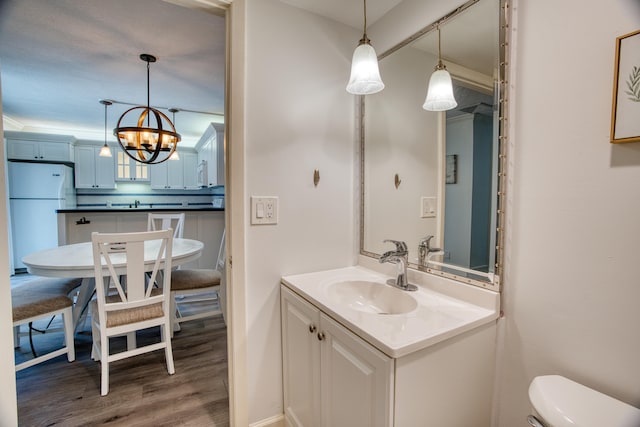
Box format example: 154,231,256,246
529,375,640,427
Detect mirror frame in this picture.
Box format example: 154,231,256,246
359,0,510,292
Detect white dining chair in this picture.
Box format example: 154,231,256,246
90,229,175,396
12,277,81,371
169,228,225,336
147,212,185,239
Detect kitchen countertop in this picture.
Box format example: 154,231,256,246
57,206,223,213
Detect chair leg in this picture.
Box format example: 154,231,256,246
162,323,175,375
100,331,109,396
170,293,176,338
91,314,99,361
63,308,75,362
13,325,20,348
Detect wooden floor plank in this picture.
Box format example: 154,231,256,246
15,314,229,426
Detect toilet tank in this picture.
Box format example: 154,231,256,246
528,375,640,427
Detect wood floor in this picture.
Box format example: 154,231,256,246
14,310,229,426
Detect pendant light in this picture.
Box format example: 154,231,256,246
423,26,457,111
99,100,113,157
346,0,384,95
113,54,181,164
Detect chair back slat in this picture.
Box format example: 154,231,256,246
92,229,173,313
147,213,185,239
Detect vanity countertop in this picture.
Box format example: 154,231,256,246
281,265,499,358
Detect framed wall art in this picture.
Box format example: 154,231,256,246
611,29,640,144
446,154,457,184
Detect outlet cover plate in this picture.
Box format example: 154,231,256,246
251,196,278,225
420,196,437,218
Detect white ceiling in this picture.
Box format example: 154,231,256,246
280,0,404,30
0,0,226,147
0,0,495,148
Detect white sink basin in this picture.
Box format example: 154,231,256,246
282,266,500,357
327,280,417,315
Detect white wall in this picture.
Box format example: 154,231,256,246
495,0,640,425
243,0,358,422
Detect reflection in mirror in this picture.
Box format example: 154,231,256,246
361,0,506,290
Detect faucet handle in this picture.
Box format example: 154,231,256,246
419,235,434,248
383,239,408,253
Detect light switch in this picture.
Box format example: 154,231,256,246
420,196,437,218
251,196,278,225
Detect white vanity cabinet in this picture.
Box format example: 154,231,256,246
281,266,499,427
281,286,394,427
74,145,116,189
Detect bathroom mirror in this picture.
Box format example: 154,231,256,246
361,0,507,291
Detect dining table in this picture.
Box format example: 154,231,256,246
21,237,204,331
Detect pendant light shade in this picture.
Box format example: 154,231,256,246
99,100,113,157
113,54,181,164
347,41,384,95
346,0,384,95
423,27,457,112
423,68,457,111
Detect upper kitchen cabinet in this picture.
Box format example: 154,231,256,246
5,132,74,162
149,151,199,190
74,145,116,189
115,151,149,182
196,123,224,188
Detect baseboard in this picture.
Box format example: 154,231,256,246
249,414,285,427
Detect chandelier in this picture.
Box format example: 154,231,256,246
113,54,181,164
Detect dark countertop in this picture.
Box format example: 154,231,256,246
57,207,224,213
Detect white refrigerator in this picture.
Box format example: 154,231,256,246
8,161,76,271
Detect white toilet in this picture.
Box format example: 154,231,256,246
528,375,640,427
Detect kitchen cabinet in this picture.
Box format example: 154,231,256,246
115,151,149,182
7,138,72,162
149,151,199,190
195,123,224,188
281,286,394,427
182,152,199,189
74,145,116,189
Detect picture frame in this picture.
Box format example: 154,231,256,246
446,154,457,184
611,29,640,144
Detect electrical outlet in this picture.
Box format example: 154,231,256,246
420,196,437,218
251,196,278,225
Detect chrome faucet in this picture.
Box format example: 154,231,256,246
418,235,443,266
379,240,417,291
134,200,140,208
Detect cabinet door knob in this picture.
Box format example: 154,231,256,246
317,332,325,341
309,324,317,333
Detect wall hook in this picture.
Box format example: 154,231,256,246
394,173,401,189
313,169,320,187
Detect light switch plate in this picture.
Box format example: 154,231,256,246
420,196,437,218
251,196,278,225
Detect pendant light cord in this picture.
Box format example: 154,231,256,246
363,0,367,36
104,102,107,143
435,25,445,70
146,59,151,127
360,0,369,44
